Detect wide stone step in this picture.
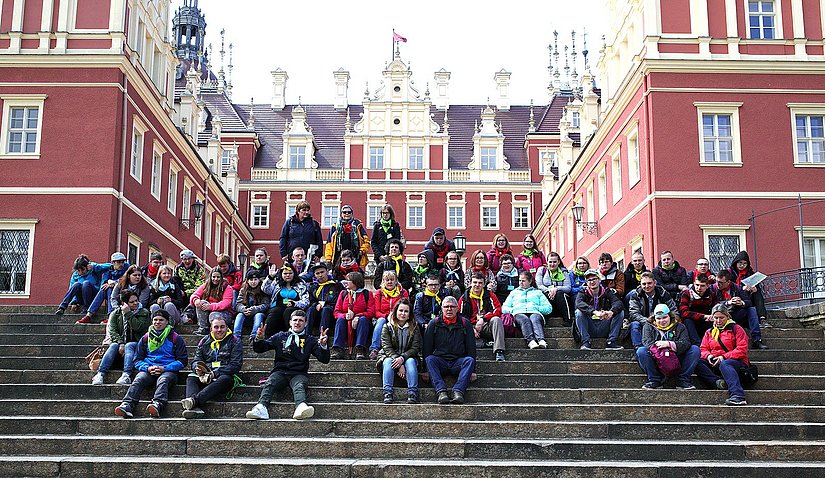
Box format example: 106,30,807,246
2,455,825,478
1,435,824,462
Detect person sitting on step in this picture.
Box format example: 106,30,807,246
372,239,414,292
332,249,363,283
109,265,151,313
636,304,700,390
712,270,768,350
652,251,689,303
515,234,547,275
57,254,112,317
458,272,507,362
687,257,716,285
463,249,495,292
413,274,445,330
535,251,573,327
679,274,718,346
486,233,513,275
411,251,434,298
502,270,552,350
623,252,649,306
331,271,374,360
568,256,591,298
148,265,186,326
181,316,243,419
246,310,330,420
190,268,234,336
92,290,150,386
76,252,129,324
115,309,188,418
729,250,771,329
493,254,520,305
574,269,624,350
439,251,465,299
368,270,410,360
233,268,270,343
694,304,752,406
305,262,341,338
628,272,679,350
376,298,422,404
422,296,476,405
596,252,625,299
262,263,310,337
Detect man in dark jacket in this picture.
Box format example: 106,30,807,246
574,269,624,350
628,272,678,349
713,270,767,349
423,227,455,271
246,310,330,420
423,296,476,404
279,201,324,263
652,251,689,302
623,252,648,304
678,275,718,345
729,250,770,328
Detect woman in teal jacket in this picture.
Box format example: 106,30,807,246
501,271,552,349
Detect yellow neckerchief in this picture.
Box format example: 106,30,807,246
635,270,643,282
424,288,441,305
315,280,335,298
382,285,401,299
710,319,735,341
469,289,485,315
654,320,677,332
390,254,404,277
209,332,229,353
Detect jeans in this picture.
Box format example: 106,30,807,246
150,302,181,326
425,355,476,394
196,308,232,330
683,318,712,346
636,344,700,385
514,313,545,342
258,371,308,406
234,311,265,337
185,374,235,407
332,315,371,349
381,357,419,395
307,306,334,336
629,321,644,348
575,310,624,344
98,342,138,375
732,307,761,340
121,370,177,409
695,358,747,399
59,281,97,310
88,287,114,315
370,318,388,351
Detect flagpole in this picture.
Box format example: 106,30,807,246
391,28,395,61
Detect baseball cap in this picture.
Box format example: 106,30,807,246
110,252,127,261
654,304,670,317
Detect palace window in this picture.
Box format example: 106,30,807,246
367,206,383,226
0,224,33,295
513,206,529,229
794,115,825,164
409,147,424,170
252,205,269,228
369,147,384,169
482,206,499,229
0,95,46,159
480,147,496,170
748,1,776,39
448,206,465,229
150,149,163,200
289,146,306,169
322,205,339,228
696,103,742,166
407,206,424,229
167,166,178,214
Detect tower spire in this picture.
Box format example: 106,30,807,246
218,29,226,93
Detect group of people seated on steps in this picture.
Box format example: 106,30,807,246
59,202,769,412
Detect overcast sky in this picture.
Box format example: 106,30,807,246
180,0,609,107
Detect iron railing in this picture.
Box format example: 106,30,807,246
762,266,825,308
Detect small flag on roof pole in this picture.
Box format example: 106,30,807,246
393,30,407,43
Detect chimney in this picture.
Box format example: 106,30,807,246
494,69,511,110
433,68,450,110
333,68,350,110
270,68,288,110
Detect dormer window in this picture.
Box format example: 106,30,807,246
289,146,306,168
221,149,231,175
572,112,581,128
480,147,496,170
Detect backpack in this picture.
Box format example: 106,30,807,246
649,344,682,377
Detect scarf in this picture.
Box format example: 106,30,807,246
146,263,159,278
424,288,442,305
154,279,173,292
348,288,366,307
654,320,677,333
573,268,587,277
389,254,404,277
382,286,401,299
414,264,430,276
335,218,359,252
718,285,731,301
441,314,457,326
497,268,518,279
444,267,461,282
735,269,748,286
522,248,534,258
471,266,488,276
635,270,643,283
548,268,566,283
315,280,335,298
380,218,392,233
662,262,675,271
494,247,510,257
209,332,229,354
284,328,306,351
710,319,735,341
469,289,485,315
148,325,172,353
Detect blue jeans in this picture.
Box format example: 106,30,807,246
332,315,371,349
98,342,138,375
695,358,747,399
630,321,644,348
121,370,177,409
425,355,476,394
514,313,545,341
150,302,181,326
636,344,700,385
381,357,419,395
59,281,97,310
307,306,334,336
234,312,265,337
575,310,623,344
88,287,114,315
732,307,761,340
370,318,388,352
683,318,711,346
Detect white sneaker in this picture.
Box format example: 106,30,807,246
527,340,539,349
246,403,269,420
293,402,315,420
91,372,104,385
537,339,548,349
115,373,131,385
180,397,196,410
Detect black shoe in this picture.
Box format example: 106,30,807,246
450,391,465,404
55,308,65,316
752,339,768,350
436,391,450,404
330,347,345,360
383,393,393,404
725,396,747,406
641,381,662,389
146,401,162,418
114,403,133,418
407,392,419,404
605,341,623,350
494,350,506,362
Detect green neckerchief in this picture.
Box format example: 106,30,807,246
415,264,430,276
522,248,535,258
548,268,566,282
380,219,392,233
573,268,587,277
148,325,172,353
662,262,676,271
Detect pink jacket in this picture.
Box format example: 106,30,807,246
190,283,234,312
516,251,547,274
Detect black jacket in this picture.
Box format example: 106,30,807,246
193,334,243,377
371,220,403,263
148,276,187,309
373,257,414,291
653,261,689,300
623,263,648,295
422,315,476,361
575,285,624,317
279,214,324,260
253,330,330,376
628,285,679,323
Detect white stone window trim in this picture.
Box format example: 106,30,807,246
699,224,749,261
321,203,342,229
129,117,148,183
194,194,203,239
788,103,825,167
745,0,783,40
251,201,270,230
597,165,608,219
695,102,743,167
480,203,500,231
0,219,37,298
0,94,47,160
167,162,180,215
150,141,166,201
626,125,641,188
512,203,531,230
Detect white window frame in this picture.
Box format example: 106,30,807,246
610,147,622,204
289,145,306,169
481,205,499,230
167,163,179,215
127,232,141,266
0,95,46,160
700,225,749,268
797,227,825,268
572,112,581,129
513,204,530,230
214,218,222,254
789,104,825,167
204,209,212,251
627,127,640,187
182,181,192,223
630,235,644,256
407,204,425,229
409,146,424,170
322,204,340,228
746,0,782,40
220,148,231,175
480,147,497,170
251,203,269,229
448,205,465,230
566,213,574,252
598,166,608,219
367,205,383,226
129,117,147,182
369,146,384,169
150,143,164,200
0,219,36,298
695,102,743,166
539,149,557,176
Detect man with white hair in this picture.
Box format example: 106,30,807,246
422,296,476,405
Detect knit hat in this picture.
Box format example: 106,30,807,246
245,268,263,280
654,304,670,317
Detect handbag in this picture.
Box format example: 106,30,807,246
85,345,106,372
500,313,518,337
649,344,682,377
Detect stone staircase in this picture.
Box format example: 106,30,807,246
1,305,825,477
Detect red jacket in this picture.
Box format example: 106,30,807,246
458,289,502,324
700,323,749,365
224,270,243,292
334,289,375,319
372,287,410,319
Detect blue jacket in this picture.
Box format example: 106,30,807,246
133,329,188,373
68,262,111,291
279,214,324,260
101,262,130,285
501,287,553,316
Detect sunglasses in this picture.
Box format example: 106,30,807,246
342,210,353,214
